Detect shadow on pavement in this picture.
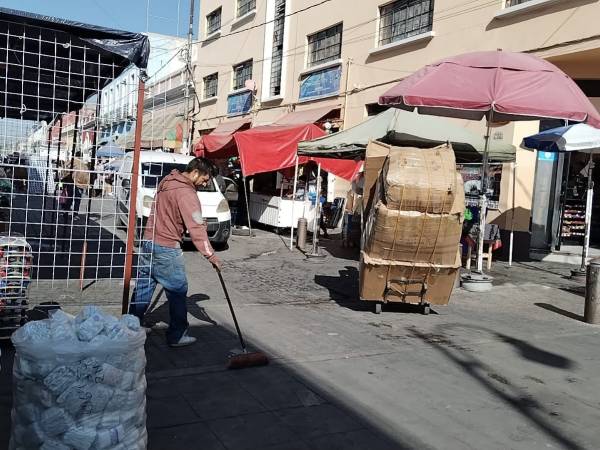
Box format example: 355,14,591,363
314,266,439,315
141,296,427,449
436,323,576,370
314,266,362,307
408,326,586,450
318,238,360,261
535,302,585,323
559,285,586,298
495,333,575,370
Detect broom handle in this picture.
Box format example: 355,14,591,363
217,269,247,351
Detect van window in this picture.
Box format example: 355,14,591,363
196,179,217,192
141,162,187,188
122,156,133,175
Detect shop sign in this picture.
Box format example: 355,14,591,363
299,65,341,102
458,164,503,210
227,90,253,116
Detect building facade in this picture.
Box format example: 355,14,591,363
193,0,600,258
100,33,187,148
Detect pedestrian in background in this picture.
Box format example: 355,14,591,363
71,151,90,219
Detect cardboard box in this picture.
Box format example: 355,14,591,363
359,254,459,306
362,140,391,216
359,142,464,307
383,143,458,214
364,202,462,266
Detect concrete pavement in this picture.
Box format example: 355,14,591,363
143,231,600,450
1,229,600,449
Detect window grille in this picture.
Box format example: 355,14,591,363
379,0,434,47
237,0,256,17
233,60,253,91
270,0,286,97
206,8,222,35
203,73,218,99
307,23,343,68
505,0,532,6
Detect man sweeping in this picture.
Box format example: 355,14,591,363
130,157,222,347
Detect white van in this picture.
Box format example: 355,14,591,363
115,151,231,246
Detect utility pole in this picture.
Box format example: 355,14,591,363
342,58,352,130
184,0,195,155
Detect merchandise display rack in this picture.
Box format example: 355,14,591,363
561,199,586,241
0,235,32,339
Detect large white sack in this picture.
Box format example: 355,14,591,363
9,307,147,450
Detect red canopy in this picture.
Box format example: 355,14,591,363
234,123,324,177
311,157,362,181
233,123,361,180
379,50,600,127
194,118,250,159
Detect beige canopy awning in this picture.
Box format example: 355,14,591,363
120,101,189,149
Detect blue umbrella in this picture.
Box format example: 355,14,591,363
522,123,600,153
523,123,600,275
96,142,125,158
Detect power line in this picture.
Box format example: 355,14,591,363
195,0,335,45
147,0,501,78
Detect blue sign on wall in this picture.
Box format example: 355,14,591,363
227,90,253,116
299,65,342,102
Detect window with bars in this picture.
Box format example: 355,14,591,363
233,60,253,91
307,23,343,68
206,7,222,35
505,0,533,6
203,73,218,99
270,0,286,97
237,0,256,17
379,0,434,47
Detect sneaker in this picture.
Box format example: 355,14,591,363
169,332,197,348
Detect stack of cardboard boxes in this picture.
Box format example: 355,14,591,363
359,141,464,306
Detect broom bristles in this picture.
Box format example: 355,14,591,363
227,352,269,370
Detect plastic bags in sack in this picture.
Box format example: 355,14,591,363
9,307,147,450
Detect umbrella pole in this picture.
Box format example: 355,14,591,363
290,157,299,250
476,121,492,273
308,163,323,257
509,162,517,267
243,175,252,237
581,153,594,272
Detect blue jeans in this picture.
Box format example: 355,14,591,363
130,241,189,344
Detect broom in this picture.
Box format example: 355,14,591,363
216,269,269,370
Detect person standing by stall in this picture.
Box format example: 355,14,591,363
71,151,90,219
130,157,222,347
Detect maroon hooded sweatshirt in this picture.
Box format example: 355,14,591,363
144,170,215,258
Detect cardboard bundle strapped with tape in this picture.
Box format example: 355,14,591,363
360,141,464,306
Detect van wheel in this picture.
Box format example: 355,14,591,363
212,241,229,251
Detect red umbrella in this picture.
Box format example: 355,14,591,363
379,50,600,276
379,50,600,127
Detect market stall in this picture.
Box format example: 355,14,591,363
523,123,600,276
232,122,359,230
378,50,600,283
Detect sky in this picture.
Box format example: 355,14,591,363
1,0,199,37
